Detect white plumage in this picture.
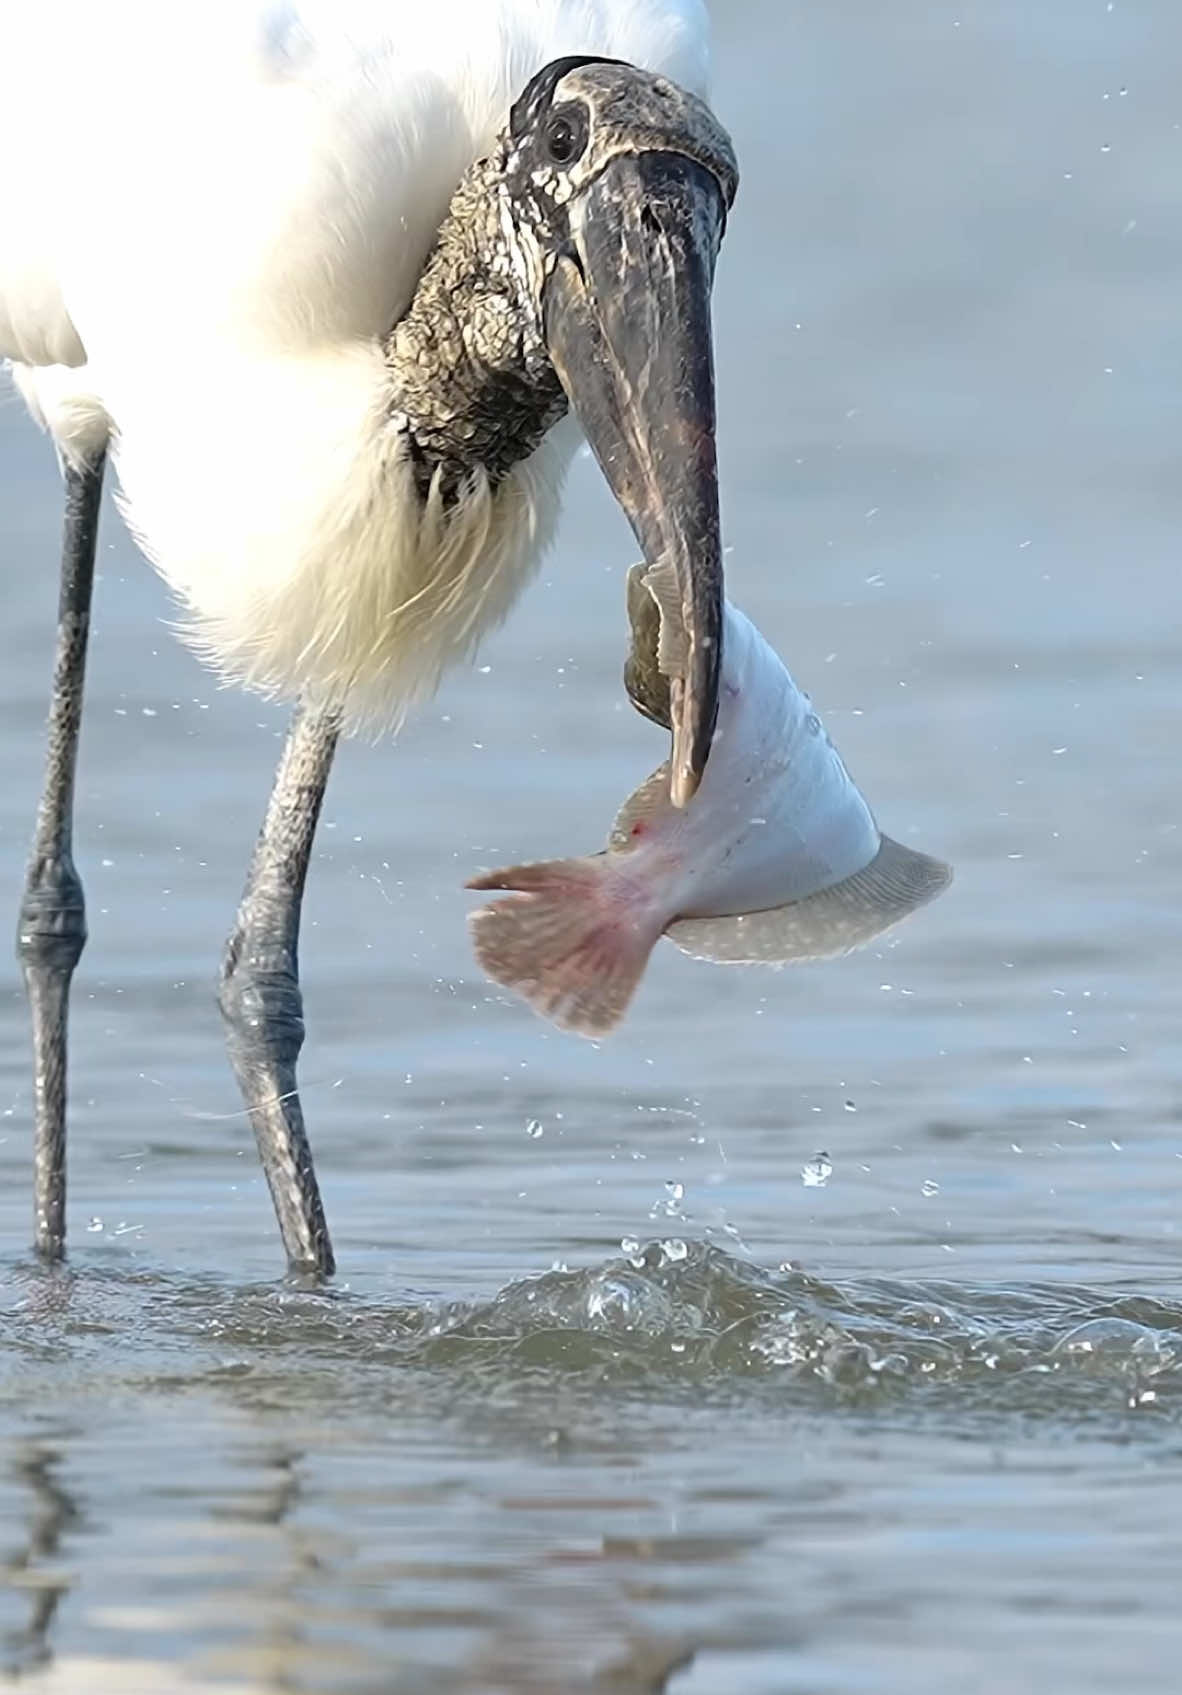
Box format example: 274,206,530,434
1,0,710,723
4,0,729,1275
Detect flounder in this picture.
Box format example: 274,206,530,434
467,564,951,1036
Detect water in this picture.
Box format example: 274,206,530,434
2,2,1182,1689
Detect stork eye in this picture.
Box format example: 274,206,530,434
543,104,587,167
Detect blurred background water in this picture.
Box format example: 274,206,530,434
3,2,1182,1690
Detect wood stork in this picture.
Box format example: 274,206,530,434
0,1,737,1276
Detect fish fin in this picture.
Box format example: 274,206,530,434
641,562,690,680
624,564,672,729
467,857,664,1038
665,835,952,966
609,762,673,851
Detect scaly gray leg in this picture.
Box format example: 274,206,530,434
17,453,105,1262
219,701,340,1277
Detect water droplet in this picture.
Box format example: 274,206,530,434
650,1179,686,1220
87,1216,103,1233
525,1118,544,1139
620,1236,641,1257
805,713,822,736
662,1238,688,1262
844,1099,857,1113
921,1179,940,1197
802,1153,832,1188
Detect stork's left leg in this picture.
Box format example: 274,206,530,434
219,701,340,1278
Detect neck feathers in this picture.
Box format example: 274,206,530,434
118,147,578,731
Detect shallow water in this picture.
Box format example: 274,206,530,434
2,2,1182,1690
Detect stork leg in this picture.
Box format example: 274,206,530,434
18,453,105,1262
219,700,340,1277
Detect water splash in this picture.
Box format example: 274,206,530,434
414,1245,1182,1419
650,1180,686,1220
4,1246,1181,1428
801,1153,833,1188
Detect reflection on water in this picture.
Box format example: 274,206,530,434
2,1244,1182,1692
1,1446,79,1677
5,0,1182,1688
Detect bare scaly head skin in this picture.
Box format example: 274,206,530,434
501,58,737,229
386,61,737,498
386,57,737,797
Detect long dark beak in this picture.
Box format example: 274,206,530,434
543,153,728,806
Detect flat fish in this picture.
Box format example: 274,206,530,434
467,563,951,1036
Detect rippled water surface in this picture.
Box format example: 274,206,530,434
3,3,1182,1690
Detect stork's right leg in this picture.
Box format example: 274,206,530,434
218,701,339,1277
18,453,105,1262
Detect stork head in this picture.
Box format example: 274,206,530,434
503,58,738,806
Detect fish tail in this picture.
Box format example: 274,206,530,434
466,856,663,1038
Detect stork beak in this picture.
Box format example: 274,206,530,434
543,153,728,806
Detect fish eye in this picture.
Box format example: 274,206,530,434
543,104,587,167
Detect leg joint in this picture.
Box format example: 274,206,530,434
17,855,87,976
218,932,305,1071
